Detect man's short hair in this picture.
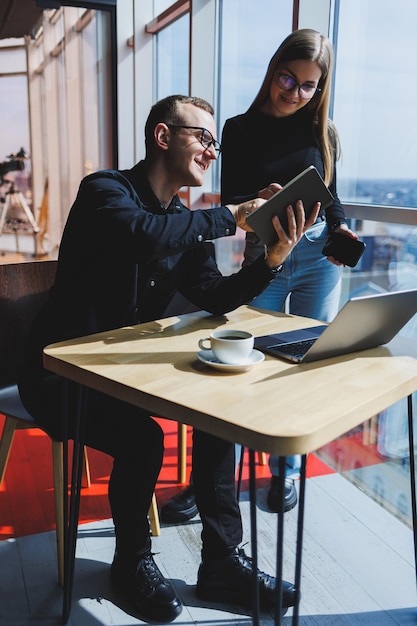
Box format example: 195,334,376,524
145,95,214,152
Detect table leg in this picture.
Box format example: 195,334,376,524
292,454,307,625
62,382,87,624
407,394,417,593
249,450,260,626
274,457,286,625
273,456,306,626
250,451,303,625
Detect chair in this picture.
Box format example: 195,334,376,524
0,260,160,587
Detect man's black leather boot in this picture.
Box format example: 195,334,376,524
111,550,182,622
196,546,296,612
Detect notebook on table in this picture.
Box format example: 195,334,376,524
254,289,417,363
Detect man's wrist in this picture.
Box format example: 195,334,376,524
264,246,284,274
264,257,283,274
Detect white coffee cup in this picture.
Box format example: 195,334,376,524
198,329,254,364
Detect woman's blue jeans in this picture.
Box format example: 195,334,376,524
249,220,342,477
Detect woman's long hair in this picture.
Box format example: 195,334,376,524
249,29,340,185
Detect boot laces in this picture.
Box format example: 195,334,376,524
236,547,274,585
136,553,165,590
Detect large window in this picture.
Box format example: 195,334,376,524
0,42,33,253
155,13,189,100
24,7,114,251
217,0,293,137
330,1,417,314
0,75,30,168
0,41,30,179
213,0,293,272
318,1,417,529
55,45,70,218
80,12,100,176
333,0,417,209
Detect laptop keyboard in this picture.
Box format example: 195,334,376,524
268,338,316,359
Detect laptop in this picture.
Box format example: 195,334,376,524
254,289,417,363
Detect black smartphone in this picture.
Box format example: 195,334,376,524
322,232,366,267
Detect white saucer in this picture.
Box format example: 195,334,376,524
197,348,265,372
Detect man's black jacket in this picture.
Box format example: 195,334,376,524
21,161,275,375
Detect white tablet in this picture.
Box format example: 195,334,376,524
246,165,334,246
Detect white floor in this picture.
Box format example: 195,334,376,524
1,473,416,626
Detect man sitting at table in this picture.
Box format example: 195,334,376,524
18,94,318,623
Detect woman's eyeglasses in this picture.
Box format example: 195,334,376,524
167,125,222,154
276,72,321,100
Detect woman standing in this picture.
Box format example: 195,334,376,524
221,28,358,512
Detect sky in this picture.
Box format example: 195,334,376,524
333,0,417,180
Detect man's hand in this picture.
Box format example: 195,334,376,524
226,182,283,232
226,198,266,232
257,183,282,200
265,200,321,269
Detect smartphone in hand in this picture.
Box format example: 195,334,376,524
322,232,366,267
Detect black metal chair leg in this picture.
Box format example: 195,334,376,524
62,383,87,624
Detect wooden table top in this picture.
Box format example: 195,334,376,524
43,306,417,456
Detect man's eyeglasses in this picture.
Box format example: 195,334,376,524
167,125,222,154
276,72,321,100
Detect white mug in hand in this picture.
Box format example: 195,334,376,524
198,329,254,364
